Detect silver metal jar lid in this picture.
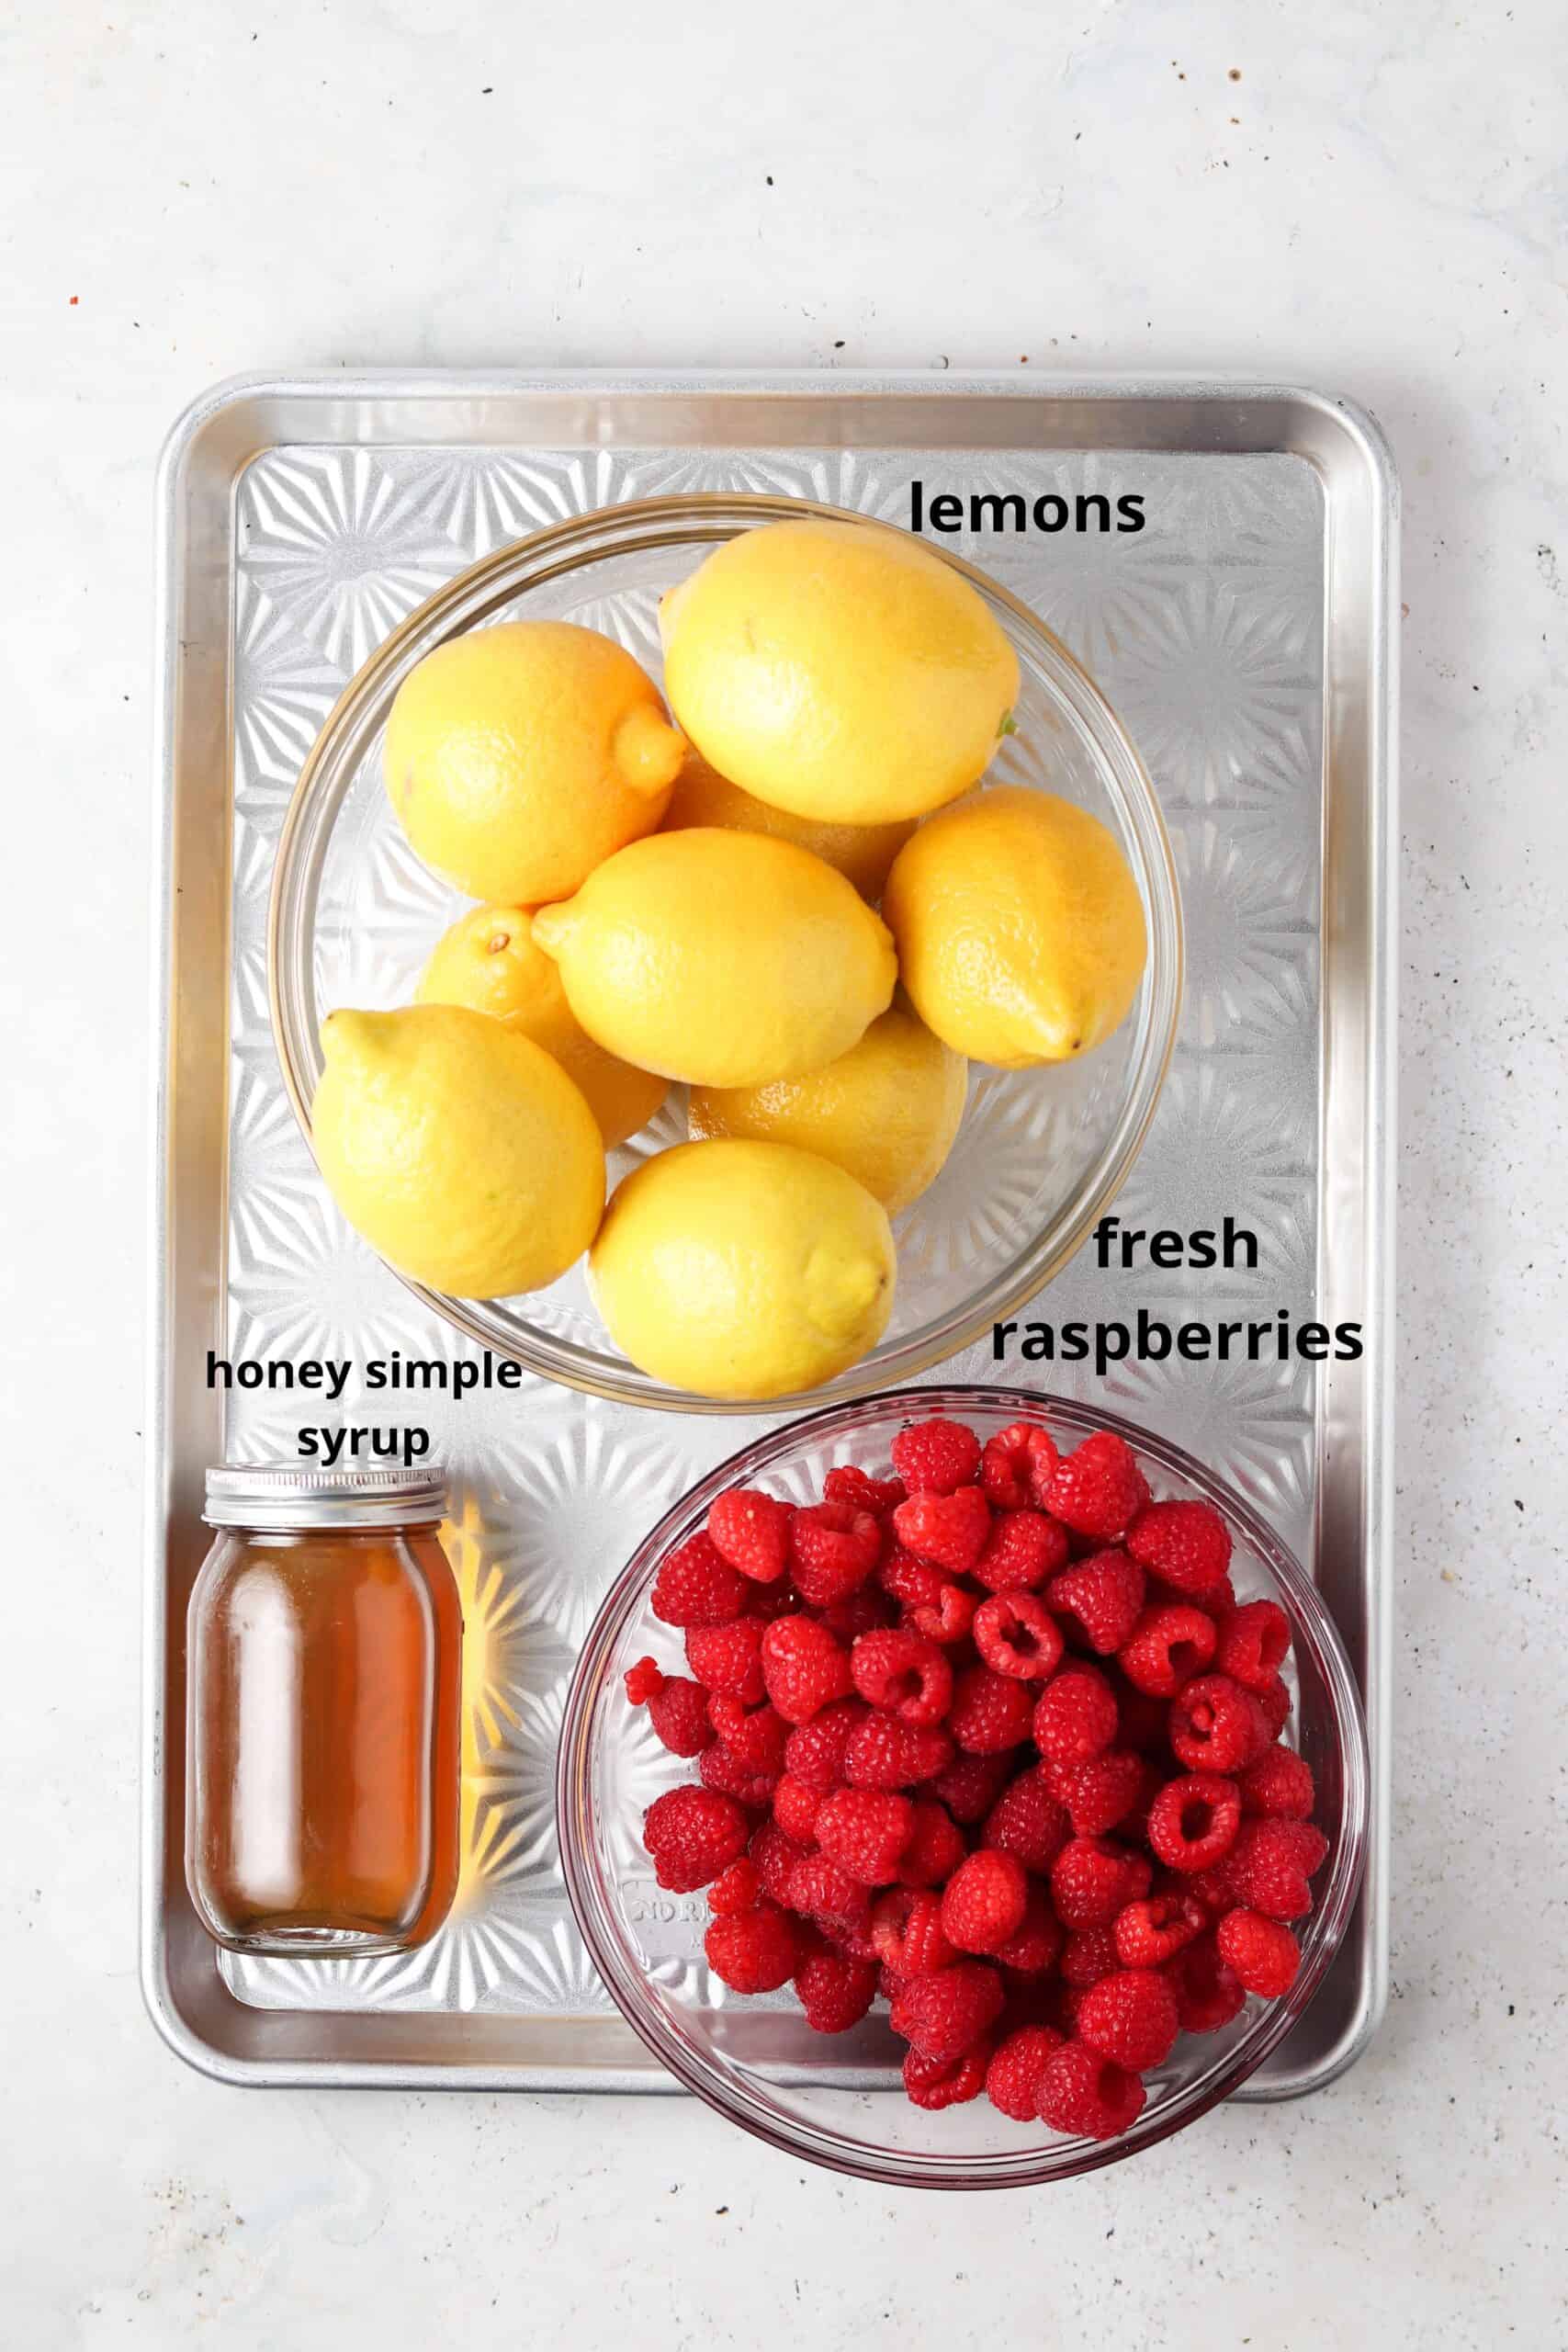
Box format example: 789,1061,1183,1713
202,1464,448,1532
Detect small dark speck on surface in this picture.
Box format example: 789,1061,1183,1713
1515,1498,1523,1510
1229,66,1243,80
716,2205,728,2214
1508,2004,1516,2015
765,174,773,186
481,85,492,93
833,339,844,348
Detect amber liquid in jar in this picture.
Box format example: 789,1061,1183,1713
186,1513,462,1956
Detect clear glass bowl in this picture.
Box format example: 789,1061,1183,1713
557,1386,1369,2187
270,496,1182,1412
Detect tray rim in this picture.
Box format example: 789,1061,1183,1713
144,368,1396,2098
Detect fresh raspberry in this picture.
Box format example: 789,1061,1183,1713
1126,1498,1233,1597
1117,1758,1167,1849
1239,1745,1315,1820
1165,1934,1247,2033
772,1772,826,1844
1046,1549,1146,1655
1032,1664,1119,1765
1037,2041,1147,2141
783,1698,867,1790
697,1742,777,1811
1060,1923,1122,1988
704,1903,798,1993
890,1416,983,1497
760,1615,853,1724
981,1767,1072,1871
650,1532,750,1627
1050,1747,1145,1838
905,1581,979,1645
824,1463,906,1515
876,1963,907,2003
794,1948,878,2033
706,1487,793,1584
947,1664,1036,1755
820,1582,899,1645
870,1886,955,1977
1169,1673,1270,1773
744,1576,806,1623
1077,1966,1179,2070
787,1851,874,1938
890,1961,1006,2065
1255,1675,1292,1741
926,1748,1013,1824
843,1713,954,1790
981,1420,1060,1510
749,1818,810,1906
903,2039,992,2109
706,1857,762,1916
1185,1861,1243,1919
877,1543,945,1610
1217,1906,1302,1997
986,2023,1062,2120
973,1508,1069,1593
1146,1772,1243,1872
683,1616,766,1702
624,1661,714,1758
850,1627,953,1724
1046,1432,1149,1542
815,1787,915,1884
1216,1599,1292,1692
705,1695,788,1774
789,1501,882,1605
1050,1837,1150,1930
999,1897,1066,1983
973,1591,1065,1680
623,1657,664,1706
1113,1890,1207,1969
1112,1676,1172,1752
1116,1603,1220,1698
896,1798,967,1888
1224,1818,1327,1921
940,1849,1029,1955
891,1485,992,1575
641,1784,750,1892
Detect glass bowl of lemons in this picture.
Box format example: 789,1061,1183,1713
269,496,1182,1412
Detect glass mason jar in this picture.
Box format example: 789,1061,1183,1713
186,1465,463,1958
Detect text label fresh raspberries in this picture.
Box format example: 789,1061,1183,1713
627,1415,1329,2142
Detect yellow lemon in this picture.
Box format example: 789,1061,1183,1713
384,620,684,904
415,903,667,1149
311,1004,604,1297
531,829,897,1089
589,1139,895,1399
689,1004,967,1216
659,518,1019,825
883,786,1147,1068
660,749,916,900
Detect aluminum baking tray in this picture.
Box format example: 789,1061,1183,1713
145,372,1396,2096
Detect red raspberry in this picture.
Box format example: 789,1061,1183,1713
986,2023,1062,2119
974,1508,1069,1593
948,1664,1036,1755
824,1463,906,1515
1215,1599,1292,1693
1186,1861,1243,1919
994,1888,1064,1976
1217,1906,1302,1997
698,1741,777,1810
1117,1602,1220,1697
624,1661,714,1758
903,2039,991,2109
982,1767,1072,1871
1032,1664,1119,1765
877,1543,945,1609
1060,1924,1122,1988
1077,1966,1179,2070
749,1819,810,1906
815,1787,915,1884
706,1857,762,1916
641,1784,749,1892
897,1798,968,1888
1165,1934,1247,2032
891,1961,1006,2065
787,1851,874,1938
683,1616,766,1702
905,1581,979,1645
1239,1745,1315,1820
1051,1747,1145,1838
705,1695,788,1774
890,1416,983,1497
973,1591,1066,1680
940,1849,1030,1955
869,1887,955,1977
650,1532,750,1627
789,1501,881,1605
1225,1818,1327,1921
783,1698,867,1790
850,1627,953,1724
624,1656,664,1705
1037,2041,1147,2141
1046,1431,1149,1542
1146,1772,1243,1871
1255,1675,1292,1741
706,1487,793,1583
820,1583,899,1645
794,1948,878,2033
704,1903,798,1993
1170,1673,1270,1773
1046,1549,1146,1655
1113,1890,1207,1969
843,1713,954,1790
1126,1498,1233,1598
772,1772,826,1843
981,1419,1060,1510
892,1485,992,1576
761,1615,853,1724
1050,1836,1150,1929
926,1748,1012,1824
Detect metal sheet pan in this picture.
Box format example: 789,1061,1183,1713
145,372,1395,2095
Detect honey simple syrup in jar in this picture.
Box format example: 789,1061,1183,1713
186,1466,462,1957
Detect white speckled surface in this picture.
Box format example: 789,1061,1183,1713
3,1,1565,2343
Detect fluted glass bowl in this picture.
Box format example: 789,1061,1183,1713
557,1387,1368,2187
270,496,1182,1412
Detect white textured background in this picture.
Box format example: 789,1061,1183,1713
2,2,1564,2346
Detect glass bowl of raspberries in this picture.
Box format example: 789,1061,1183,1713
557,1387,1369,2186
